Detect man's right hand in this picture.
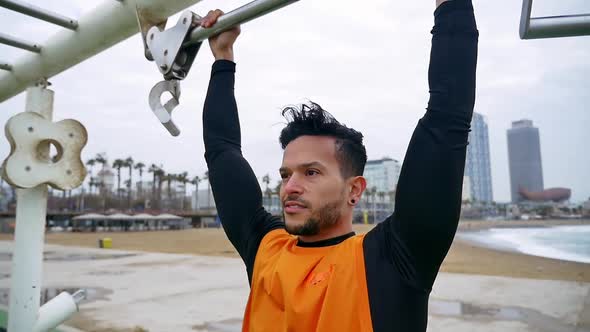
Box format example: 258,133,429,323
200,9,241,62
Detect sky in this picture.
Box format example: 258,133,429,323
0,0,588,203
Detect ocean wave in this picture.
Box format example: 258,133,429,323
459,225,590,264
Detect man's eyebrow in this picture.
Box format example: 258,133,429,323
279,161,326,174
299,161,325,169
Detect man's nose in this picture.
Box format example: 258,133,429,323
283,175,303,195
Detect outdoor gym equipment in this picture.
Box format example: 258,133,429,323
139,0,299,136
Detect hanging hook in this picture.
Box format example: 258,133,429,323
148,80,181,136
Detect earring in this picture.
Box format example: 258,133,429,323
350,199,356,205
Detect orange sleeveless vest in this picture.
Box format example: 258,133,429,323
243,229,373,331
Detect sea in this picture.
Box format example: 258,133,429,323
459,225,590,264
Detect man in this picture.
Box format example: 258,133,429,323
200,0,478,330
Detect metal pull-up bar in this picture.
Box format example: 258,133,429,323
0,0,78,30
186,0,298,47
520,0,590,39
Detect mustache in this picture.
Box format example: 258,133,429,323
283,195,311,208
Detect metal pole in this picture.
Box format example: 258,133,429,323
525,14,590,39
7,85,53,332
0,0,78,30
185,0,299,46
520,0,590,39
0,32,41,53
0,0,204,103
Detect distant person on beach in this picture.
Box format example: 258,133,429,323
199,0,478,330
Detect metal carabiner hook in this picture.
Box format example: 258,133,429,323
148,80,181,136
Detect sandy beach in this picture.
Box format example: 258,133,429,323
2,220,588,282
1,219,589,331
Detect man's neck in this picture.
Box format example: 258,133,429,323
297,231,355,247
297,223,354,243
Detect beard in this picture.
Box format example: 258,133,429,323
284,199,343,237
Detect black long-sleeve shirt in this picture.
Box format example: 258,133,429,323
203,1,478,331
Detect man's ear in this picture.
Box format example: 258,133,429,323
348,176,367,205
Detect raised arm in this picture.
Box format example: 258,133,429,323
366,0,479,290
201,11,283,280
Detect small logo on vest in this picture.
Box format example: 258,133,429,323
307,264,335,286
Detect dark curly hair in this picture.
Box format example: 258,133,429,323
279,102,367,178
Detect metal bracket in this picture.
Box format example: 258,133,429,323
135,6,167,61
136,9,203,136
138,9,203,80
148,80,181,136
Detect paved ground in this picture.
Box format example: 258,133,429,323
0,241,589,332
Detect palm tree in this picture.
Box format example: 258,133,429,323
94,153,108,193
191,176,201,210
134,162,146,198
95,179,105,211
124,157,134,209
112,159,125,206
204,171,211,209
166,173,173,208
86,159,96,194
94,153,108,210
262,174,270,189
265,187,274,212
155,168,165,210
158,173,173,210
94,153,107,168
274,180,283,215
88,176,97,196
148,164,160,206
262,174,271,210
176,172,189,210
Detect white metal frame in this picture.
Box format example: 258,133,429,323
520,0,590,39
0,0,204,103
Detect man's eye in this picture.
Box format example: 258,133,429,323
280,173,289,180
306,169,319,176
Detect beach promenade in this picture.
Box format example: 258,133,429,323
0,222,589,331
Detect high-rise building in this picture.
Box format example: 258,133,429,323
363,157,401,193
465,112,493,202
507,119,544,203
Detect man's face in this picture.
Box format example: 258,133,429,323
279,135,348,236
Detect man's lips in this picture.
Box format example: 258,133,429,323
284,201,307,214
